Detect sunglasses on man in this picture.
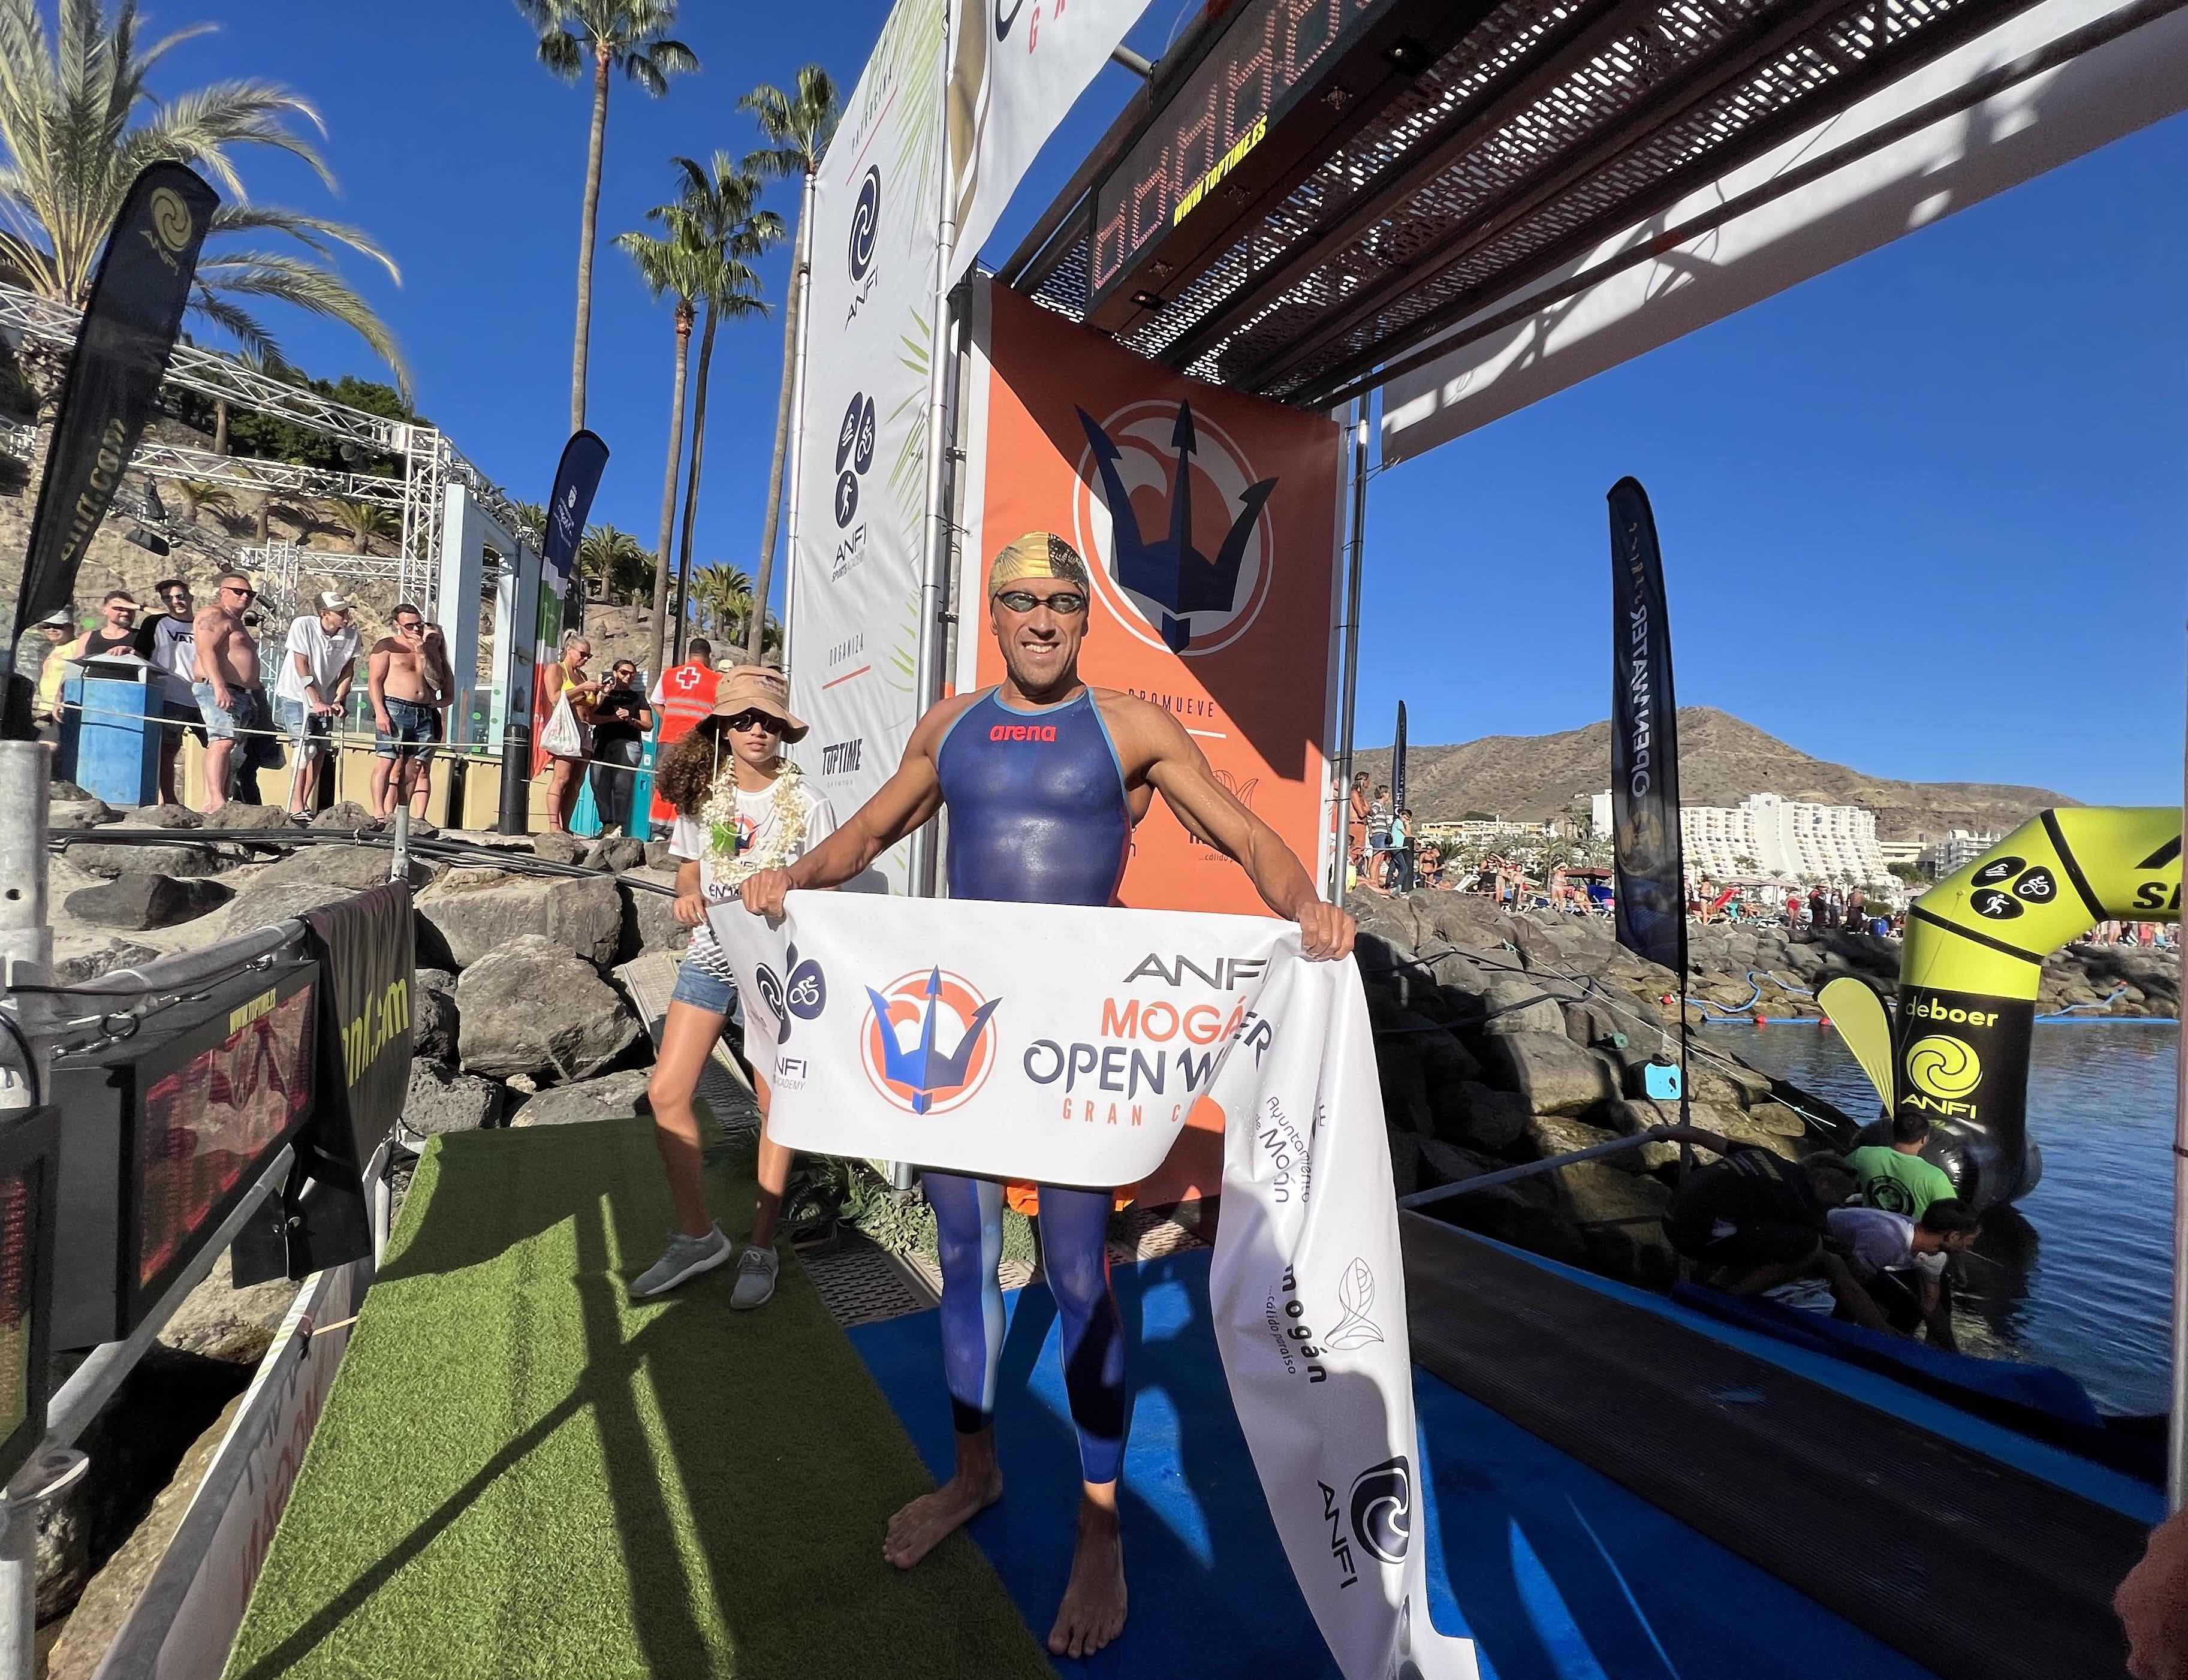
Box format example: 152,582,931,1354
993,589,1089,616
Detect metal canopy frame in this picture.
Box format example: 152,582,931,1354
0,279,532,618
1008,0,2050,408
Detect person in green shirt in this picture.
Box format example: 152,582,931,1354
1849,1114,1958,1219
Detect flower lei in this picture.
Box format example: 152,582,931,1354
699,755,807,886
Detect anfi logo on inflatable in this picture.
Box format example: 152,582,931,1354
862,967,1002,1115
1072,400,1277,656
1906,1034,1982,1103
754,945,827,1045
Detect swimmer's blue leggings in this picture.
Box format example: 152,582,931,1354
926,1172,1129,1486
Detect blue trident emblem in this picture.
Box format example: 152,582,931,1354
1076,400,1277,653
866,968,1003,1114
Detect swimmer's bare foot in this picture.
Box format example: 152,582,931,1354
1049,1495,1126,1660
882,1467,1003,1569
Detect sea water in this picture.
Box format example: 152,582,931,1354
1726,1020,2176,1416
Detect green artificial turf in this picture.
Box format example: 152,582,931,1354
222,1117,1054,1680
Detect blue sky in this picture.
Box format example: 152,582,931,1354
155,1,2180,805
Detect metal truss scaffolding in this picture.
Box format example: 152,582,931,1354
0,279,535,616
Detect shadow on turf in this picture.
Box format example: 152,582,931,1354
234,1124,1050,1680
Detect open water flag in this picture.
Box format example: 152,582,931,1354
711,892,1476,1680
1607,476,1686,979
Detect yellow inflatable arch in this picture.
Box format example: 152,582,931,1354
1889,807,2179,1208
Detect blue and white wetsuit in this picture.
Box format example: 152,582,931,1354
927,687,1132,1484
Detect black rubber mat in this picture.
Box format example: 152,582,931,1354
1401,1213,2138,1680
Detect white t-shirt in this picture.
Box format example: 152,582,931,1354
669,776,836,981
274,616,362,706
145,614,198,705
1827,1206,1948,1279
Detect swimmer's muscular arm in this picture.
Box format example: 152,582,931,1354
1110,695,1355,960
742,695,977,912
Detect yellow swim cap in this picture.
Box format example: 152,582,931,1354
988,531,1090,595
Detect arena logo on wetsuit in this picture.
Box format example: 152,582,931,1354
1071,399,1279,656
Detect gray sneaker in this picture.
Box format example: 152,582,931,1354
630,1224,732,1299
729,1245,780,1311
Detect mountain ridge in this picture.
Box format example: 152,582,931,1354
1352,707,2078,843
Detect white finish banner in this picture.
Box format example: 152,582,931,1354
710,893,1476,1680
1380,0,2188,464
947,0,1156,280
788,0,948,890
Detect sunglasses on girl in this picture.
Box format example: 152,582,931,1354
722,709,783,735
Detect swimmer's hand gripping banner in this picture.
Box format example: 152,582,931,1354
712,894,1477,1680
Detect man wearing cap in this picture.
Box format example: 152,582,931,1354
275,592,361,822
738,531,1355,1661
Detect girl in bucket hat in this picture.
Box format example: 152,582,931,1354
631,665,837,1310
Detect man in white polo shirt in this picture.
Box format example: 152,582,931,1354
273,592,360,822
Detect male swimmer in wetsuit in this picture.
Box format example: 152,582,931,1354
740,531,1355,1659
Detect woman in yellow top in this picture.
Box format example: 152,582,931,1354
537,630,601,832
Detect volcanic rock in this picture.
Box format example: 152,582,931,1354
508,1067,653,1127
416,869,620,969
203,803,296,831
66,841,221,878
403,1062,499,1134
456,935,638,1081
1480,1031,1619,1116
63,873,231,931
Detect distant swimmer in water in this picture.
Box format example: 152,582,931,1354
739,531,1354,1661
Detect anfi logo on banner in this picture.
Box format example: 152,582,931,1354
848,167,881,282
754,945,827,1045
1074,400,1278,656
147,186,194,252
1349,1457,1412,1565
861,967,1003,1115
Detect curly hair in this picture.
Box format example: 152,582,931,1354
654,720,728,815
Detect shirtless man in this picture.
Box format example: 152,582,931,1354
740,532,1354,1661
191,570,264,813
368,605,454,826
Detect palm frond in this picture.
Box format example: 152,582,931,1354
191,250,412,400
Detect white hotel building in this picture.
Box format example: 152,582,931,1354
1592,790,1891,885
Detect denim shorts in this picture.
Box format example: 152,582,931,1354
275,696,336,754
194,680,266,742
375,696,441,759
670,957,744,1026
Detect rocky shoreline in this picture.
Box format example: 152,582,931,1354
35,792,706,1664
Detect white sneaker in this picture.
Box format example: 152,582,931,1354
730,1245,780,1310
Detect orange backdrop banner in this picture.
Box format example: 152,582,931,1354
966,281,1345,1209
968,280,1343,916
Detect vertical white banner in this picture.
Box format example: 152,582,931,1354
789,0,948,891
946,0,1155,282
710,895,1477,1680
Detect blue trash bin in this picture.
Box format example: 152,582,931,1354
58,654,159,806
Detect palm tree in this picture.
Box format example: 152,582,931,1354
210,344,294,455
509,500,547,544
578,521,650,603
614,216,707,672
515,0,697,433
324,495,396,550
740,65,839,664
655,153,780,668
691,562,752,646
0,0,407,406
169,477,237,523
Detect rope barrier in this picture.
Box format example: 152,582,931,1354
53,693,662,778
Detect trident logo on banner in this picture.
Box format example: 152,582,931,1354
862,967,1003,1114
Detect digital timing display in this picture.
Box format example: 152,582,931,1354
137,981,316,1289
1089,0,1401,307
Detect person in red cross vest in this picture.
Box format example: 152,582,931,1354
649,637,726,829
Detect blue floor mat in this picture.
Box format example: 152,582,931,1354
846,1248,1939,1680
